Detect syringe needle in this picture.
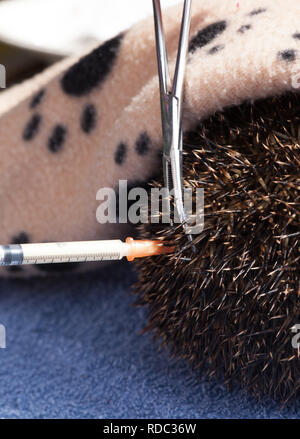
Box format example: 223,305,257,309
0,238,174,267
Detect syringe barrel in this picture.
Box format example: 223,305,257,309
0,240,129,266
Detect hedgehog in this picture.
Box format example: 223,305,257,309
134,91,300,404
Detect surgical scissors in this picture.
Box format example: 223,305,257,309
152,0,192,228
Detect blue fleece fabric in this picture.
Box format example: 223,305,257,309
0,261,299,419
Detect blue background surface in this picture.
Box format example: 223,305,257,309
0,261,299,419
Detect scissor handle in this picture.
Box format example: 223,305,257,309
152,0,170,96
172,0,192,102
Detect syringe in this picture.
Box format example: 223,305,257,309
0,237,174,267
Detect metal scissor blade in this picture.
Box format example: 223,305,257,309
171,148,185,224
163,155,171,192
169,93,185,223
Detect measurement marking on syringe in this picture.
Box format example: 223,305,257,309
24,253,121,264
